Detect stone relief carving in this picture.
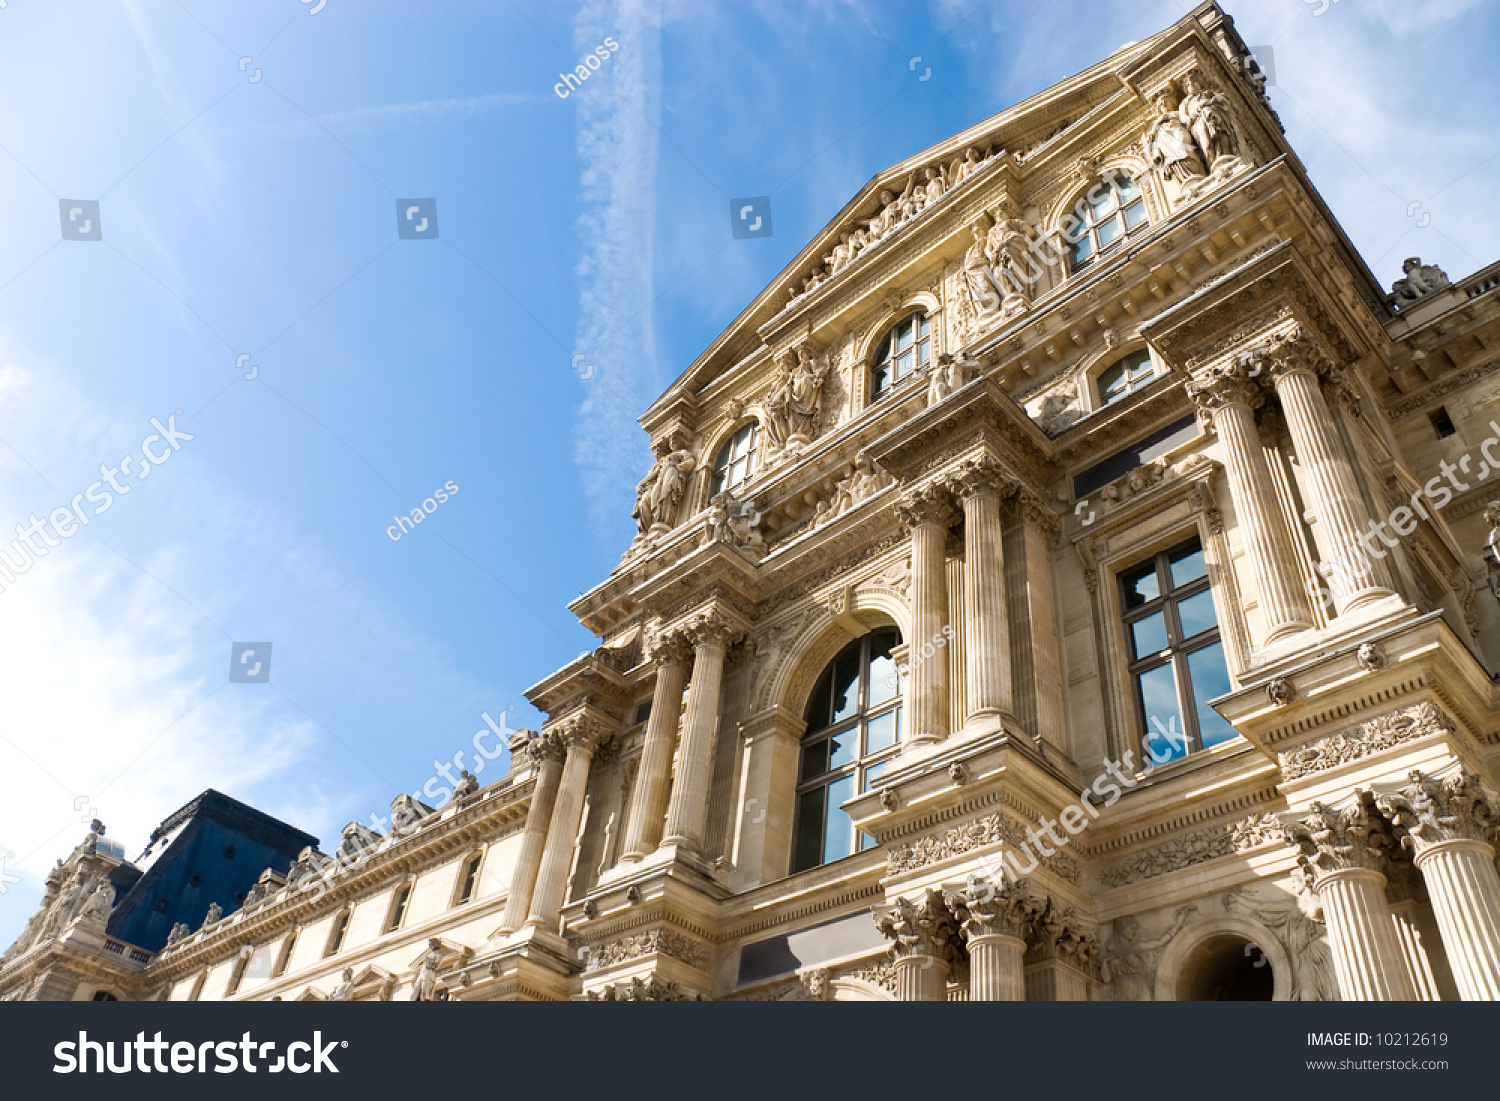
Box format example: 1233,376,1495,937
1098,907,1194,1001
411,939,443,1001
1027,898,1099,973
874,888,961,962
704,491,764,553
1276,701,1455,781
885,811,1081,884
1143,83,1208,187
1033,387,1083,436
808,454,891,530
1222,886,1339,1001
585,929,711,972
925,350,980,407
585,975,703,1001
1387,257,1451,310
1098,812,1283,889
958,204,1036,327
785,146,1003,310
330,967,355,1002
203,902,223,927
1174,69,1250,200
76,879,115,930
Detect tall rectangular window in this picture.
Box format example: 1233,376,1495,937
1120,535,1237,764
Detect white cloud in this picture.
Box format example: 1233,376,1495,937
315,93,550,132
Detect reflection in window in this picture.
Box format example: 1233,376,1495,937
871,313,932,400
1120,535,1236,764
1098,349,1158,405
1068,174,1148,269
793,629,903,873
710,422,759,497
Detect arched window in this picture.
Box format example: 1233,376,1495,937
710,422,759,497
1097,348,1158,405
91,990,119,1001
1066,174,1147,269
792,628,902,873
871,312,932,400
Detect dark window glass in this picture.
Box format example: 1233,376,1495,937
1120,535,1237,764
387,886,411,931
458,853,482,904
792,629,904,873
1098,349,1157,405
871,313,932,399
326,912,350,956
1068,174,1148,272
273,933,296,977
710,422,760,497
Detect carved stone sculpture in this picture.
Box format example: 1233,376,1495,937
1388,257,1451,309
76,880,115,929
705,491,763,552
632,446,696,535
412,939,443,1001
1144,84,1207,185
1178,70,1240,167
925,351,979,407
331,967,355,1002
1099,907,1194,1001
203,902,223,927
763,344,829,454
453,769,479,801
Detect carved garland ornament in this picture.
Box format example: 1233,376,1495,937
1276,702,1455,781
885,811,1081,884
1098,812,1284,889
585,928,711,972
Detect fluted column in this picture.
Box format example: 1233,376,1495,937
620,631,691,862
525,715,611,931
1187,361,1313,643
875,888,957,1001
1379,771,1500,1000
497,733,565,934
895,485,956,747
661,610,742,853
1253,330,1394,614
946,879,1035,1001
1284,799,1415,1000
949,459,1016,733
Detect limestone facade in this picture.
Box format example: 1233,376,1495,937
7,1,1500,1003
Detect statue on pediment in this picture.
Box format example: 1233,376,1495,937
77,880,115,929
763,346,830,453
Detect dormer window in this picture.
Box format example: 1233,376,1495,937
871,312,932,400
1068,174,1147,269
710,422,759,496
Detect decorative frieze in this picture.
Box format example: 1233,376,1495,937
885,812,1081,884
1277,702,1456,781
1098,812,1284,888
585,929,711,973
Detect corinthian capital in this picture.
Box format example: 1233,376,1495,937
1281,797,1397,880
941,456,1015,503
682,608,745,651
874,887,959,961
525,731,567,766
1185,360,1263,413
1245,327,1334,384
643,627,693,668
894,483,956,531
551,711,615,755
1377,771,1497,854
944,879,1037,942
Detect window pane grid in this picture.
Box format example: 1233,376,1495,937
792,630,903,872
872,312,931,399
1119,536,1234,762
1072,176,1148,271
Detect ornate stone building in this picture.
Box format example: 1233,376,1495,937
6,1,1500,1003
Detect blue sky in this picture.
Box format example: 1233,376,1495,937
0,0,1496,948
